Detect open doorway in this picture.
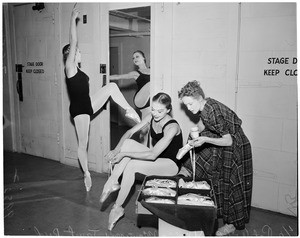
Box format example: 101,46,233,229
109,6,151,149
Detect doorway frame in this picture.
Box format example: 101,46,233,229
107,3,152,146
110,42,123,75
4,3,22,153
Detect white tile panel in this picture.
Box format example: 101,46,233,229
242,3,296,18
241,116,282,150
240,17,296,51
252,177,278,211
277,184,297,216
253,148,297,186
281,119,297,153
237,87,293,118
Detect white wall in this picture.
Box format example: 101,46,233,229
152,2,239,141
237,3,297,216
152,2,297,216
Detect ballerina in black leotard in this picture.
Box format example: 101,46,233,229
110,50,150,119
101,92,183,231
110,50,150,144
62,4,140,192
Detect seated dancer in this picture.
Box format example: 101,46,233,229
101,92,183,231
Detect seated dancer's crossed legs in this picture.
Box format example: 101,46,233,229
100,139,148,203
100,139,179,230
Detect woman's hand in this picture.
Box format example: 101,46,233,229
192,136,207,147
110,152,125,164
105,149,119,162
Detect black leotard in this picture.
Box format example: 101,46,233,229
65,68,93,118
134,70,150,110
150,119,183,169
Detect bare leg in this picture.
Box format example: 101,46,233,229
140,106,151,120
139,107,151,145
90,83,140,123
107,139,178,230
74,114,92,191
115,158,178,206
108,157,178,229
103,139,149,190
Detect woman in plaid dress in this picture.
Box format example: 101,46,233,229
178,80,253,236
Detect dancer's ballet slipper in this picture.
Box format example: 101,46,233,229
216,224,236,236
84,172,92,192
108,204,124,231
99,183,121,203
176,143,193,160
125,108,141,124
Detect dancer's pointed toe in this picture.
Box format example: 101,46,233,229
84,172,92,192
99,183,120,203
125,108,141,124
108,204,124,231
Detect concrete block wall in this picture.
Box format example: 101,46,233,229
152,2,297,215
152,3,239,141
237,3,297,216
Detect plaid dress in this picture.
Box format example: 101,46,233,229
182,98,253,230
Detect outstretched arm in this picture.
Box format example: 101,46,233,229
110,71,139,81
65,4,79,77
192,134,232,148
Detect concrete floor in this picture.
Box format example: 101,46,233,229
3,150,298,236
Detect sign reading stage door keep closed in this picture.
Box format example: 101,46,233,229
26,61,44,74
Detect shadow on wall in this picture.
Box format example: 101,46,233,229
180,103,200,124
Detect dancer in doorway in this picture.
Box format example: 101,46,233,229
110,50,150,119
62,4,140,192
110,50,150,143
100,92,183,231
178,80,253,236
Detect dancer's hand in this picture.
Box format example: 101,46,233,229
105,149,118,162
71,3,79,19
187,139,195,147
111,153,124,164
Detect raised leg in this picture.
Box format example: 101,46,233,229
90,83,140,123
